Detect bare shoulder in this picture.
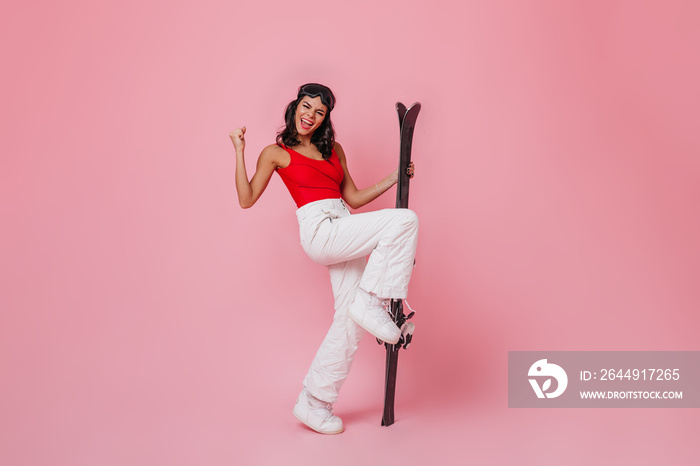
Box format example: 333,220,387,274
262,143,286,157
260,144,290,168
333,141,346,161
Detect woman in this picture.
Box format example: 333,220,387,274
230,83,418,434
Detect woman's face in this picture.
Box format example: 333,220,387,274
295,96,328,136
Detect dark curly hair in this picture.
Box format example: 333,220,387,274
276,84,336,160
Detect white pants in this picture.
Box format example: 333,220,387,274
295,198,419,403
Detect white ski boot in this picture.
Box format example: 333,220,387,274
293,388,344,435
347,289,401,344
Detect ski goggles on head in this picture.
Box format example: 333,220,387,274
297,83,335,111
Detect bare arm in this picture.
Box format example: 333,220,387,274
336,142,413,210
229,127,285,209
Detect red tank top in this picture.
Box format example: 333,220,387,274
276,146,345,208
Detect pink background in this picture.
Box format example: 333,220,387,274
2,1,699,464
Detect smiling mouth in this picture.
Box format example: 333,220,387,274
300,118,313,130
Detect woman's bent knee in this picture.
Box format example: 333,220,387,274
397,208,418,228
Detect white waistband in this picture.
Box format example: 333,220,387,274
296,198,348,221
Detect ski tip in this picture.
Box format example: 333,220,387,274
396,102,408,127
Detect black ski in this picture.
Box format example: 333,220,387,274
381,102,421,427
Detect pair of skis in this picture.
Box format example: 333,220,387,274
380,102,421,427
